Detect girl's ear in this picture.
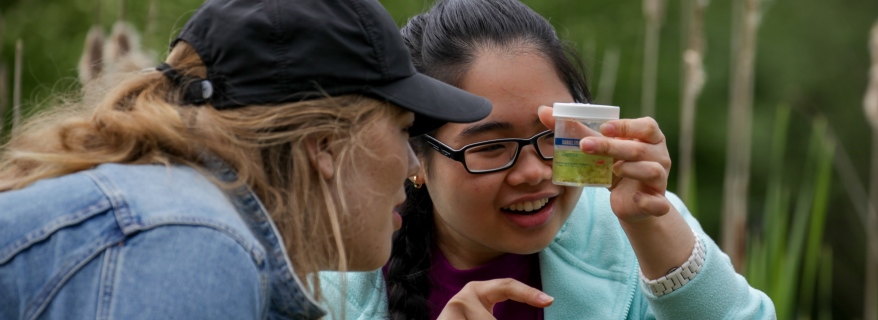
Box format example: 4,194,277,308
305,137,334,180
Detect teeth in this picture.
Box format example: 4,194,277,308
502,198,549,212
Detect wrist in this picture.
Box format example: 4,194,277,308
640,230,705,297
620,208,695,279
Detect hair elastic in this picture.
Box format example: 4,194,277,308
156,63,214,105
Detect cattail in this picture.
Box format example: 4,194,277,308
640,0,664,117
104,21,135,65
583,40,597,84
721,0,762,273
864,18,878,320
677,0,709,204
596,46,620,105
0,11,4,55
78,26,105,85
146,0,159,48
0,65,6,136
0,12,6,135
866,22,878,129
118,0,126,22
103,21,156,75
13,39,22,131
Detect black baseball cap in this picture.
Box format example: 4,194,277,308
172,0,491,136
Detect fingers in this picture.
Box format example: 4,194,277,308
633,192,673,217
471,278,554,308
538,105,600,137
438,278,554,320
613,161,668,191
581,137,671,169
601,117,665,144
537,105,555,130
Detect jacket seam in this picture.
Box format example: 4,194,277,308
84,169,265,265
84,171,136,231
0,199,112,265
125,218,266,265
96,244,120,320
24,229,126,320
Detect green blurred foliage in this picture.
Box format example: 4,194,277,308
1,0,875,317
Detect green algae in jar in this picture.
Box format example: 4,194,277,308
552,103,620,187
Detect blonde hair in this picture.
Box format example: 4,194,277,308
0,41,399,298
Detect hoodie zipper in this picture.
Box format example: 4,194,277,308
620,258,639,319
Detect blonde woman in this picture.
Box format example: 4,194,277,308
0,0,492,319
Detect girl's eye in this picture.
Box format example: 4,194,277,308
469,143,506,153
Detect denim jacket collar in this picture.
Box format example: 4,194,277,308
205,155,326,319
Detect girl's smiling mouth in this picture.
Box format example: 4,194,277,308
501,197,550,213
501,197,556,229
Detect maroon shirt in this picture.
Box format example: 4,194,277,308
427,248,544,320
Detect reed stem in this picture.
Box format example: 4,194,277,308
721,0,762,272
597,46,620,105
640,0,664,118
864,19,878,320
12,39,22,132
678,0,708,204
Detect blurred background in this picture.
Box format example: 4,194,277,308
1,0,876,318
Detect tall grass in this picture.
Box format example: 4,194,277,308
745,105,835,319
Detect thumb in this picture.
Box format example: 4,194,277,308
537,105,556,131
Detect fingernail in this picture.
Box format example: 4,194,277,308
580,138,596,153
601,123,616,137
538,293,554,303
633,192,642,203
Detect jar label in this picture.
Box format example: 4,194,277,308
552,149,613,186
554,138,580,146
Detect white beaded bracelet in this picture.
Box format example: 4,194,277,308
640,231,705,297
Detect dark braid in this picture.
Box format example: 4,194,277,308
385,1,593,319
386,179,436,320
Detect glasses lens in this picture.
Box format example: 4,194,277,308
463,141,518,171
538,132,554,158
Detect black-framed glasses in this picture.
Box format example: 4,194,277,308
424,130,554,174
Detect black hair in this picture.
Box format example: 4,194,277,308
386,1,592,319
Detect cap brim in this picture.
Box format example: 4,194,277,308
366,73,491,136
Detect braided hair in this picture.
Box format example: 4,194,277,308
386,1,592,319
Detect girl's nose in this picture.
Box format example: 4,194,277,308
505,145,551,186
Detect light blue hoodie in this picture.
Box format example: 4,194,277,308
320,188,776,319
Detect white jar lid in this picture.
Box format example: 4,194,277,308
553,103,620,120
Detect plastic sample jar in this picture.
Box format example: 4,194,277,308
552,103,620,187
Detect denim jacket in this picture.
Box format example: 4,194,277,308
0,162,326,320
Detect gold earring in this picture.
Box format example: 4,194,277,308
410,175,422,189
